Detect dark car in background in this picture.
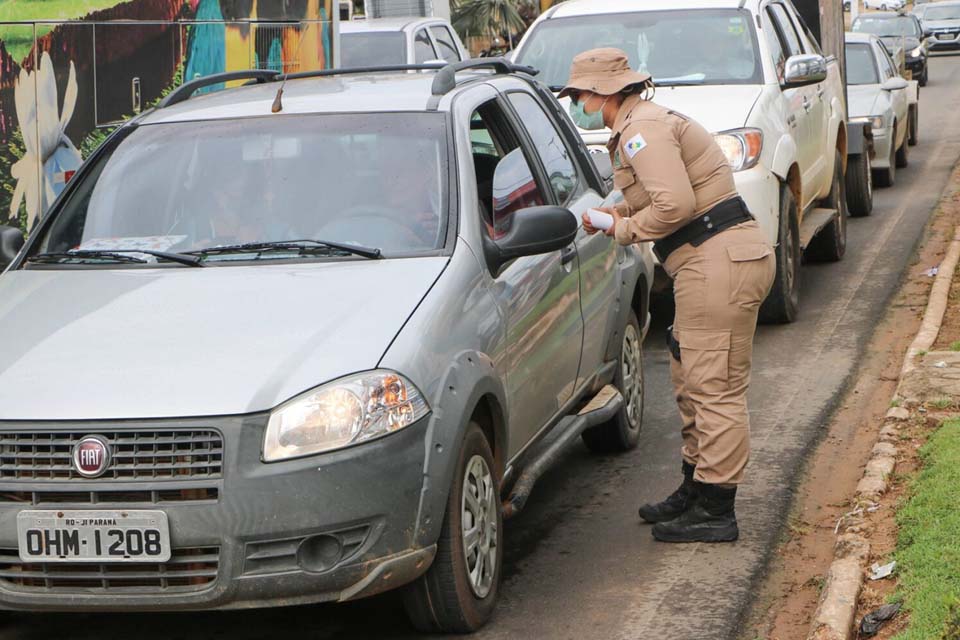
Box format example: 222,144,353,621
852,11,930,85
921,0,960,51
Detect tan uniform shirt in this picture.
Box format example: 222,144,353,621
608,94,738,246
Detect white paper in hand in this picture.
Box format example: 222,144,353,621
587,209,614,231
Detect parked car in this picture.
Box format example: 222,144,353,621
921,0,960,50
851,12,929,85
864,0,905,10
513,0,852,324
0,61,654,632
339,17,469,66
845,32,917,192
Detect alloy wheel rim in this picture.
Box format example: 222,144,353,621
461,454,498,599
621,322,644,429
784,212,797,296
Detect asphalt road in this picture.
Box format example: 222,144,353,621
5,56,960,640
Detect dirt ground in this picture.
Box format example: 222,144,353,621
745,165,960,640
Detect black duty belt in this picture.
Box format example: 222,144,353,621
652,197,754,263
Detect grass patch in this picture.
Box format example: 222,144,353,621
892,420,960,639
0,0,124,61
928,398,954,410
950,341,960,352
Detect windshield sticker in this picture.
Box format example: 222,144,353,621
729,17,745,35
624,133,648,159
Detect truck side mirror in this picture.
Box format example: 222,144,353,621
782,54,828,88
0,225,25,269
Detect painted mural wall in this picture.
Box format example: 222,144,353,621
0,0,335,232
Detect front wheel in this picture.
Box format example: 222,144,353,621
908,104,919,146
846,151,873,217
896,127,910,168
919,64,928,87
582,309,644,453
403,423,502,633
759,185,801,324
874,133,897,188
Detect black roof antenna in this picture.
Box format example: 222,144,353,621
272,25,313,113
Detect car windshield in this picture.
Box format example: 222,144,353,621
853,16,921,37
515,9,762,88
925,4,960,20
845,43,879,84
33,113,449,263
340,32,406,66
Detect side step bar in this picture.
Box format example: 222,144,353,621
502,385,623,519
798,207,838,250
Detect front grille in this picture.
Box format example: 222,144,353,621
0,546,220,592
0,430,223,481
0,488,219,505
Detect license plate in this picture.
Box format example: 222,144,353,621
937,33,954,40
17,510,171,563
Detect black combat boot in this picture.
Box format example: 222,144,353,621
651,483,739,543
638,461,698,523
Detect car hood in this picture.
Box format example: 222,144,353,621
924,19,960,29
0,258,448,420
879,35,921,50
847,84,883,119
558,84,763,145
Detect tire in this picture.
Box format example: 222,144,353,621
846,151,873,217
806,151,848,263
759,184,801,324
908,104,919,146
895,125,909,168
403,423,502,633
873,131,897,188
919,63,928,87
582,309,644,453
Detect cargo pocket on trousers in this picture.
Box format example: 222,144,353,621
727,244,774,311
676,329,731,395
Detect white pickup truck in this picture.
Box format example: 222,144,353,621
513,0,851,323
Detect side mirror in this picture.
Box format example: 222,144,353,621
0,225,25,269
881,76,909,91
783,54,828,88
483,205,578,273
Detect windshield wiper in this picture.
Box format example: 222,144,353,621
28,250,149,265
188,239,382,260
29,249,204,267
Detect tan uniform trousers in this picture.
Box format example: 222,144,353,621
663,220,775,485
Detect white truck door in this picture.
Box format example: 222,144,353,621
767,2,820,209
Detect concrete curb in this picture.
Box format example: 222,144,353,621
805,225,960,640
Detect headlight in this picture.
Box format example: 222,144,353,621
263,370,430,462
910,46,923,57
714,128,763,172
851,115,885,131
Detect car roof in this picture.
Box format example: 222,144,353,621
855,11,908,18
340,17,446,33
138,70,499,124
845,32,878,44
543,0,755,19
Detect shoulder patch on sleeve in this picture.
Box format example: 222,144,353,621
624,132,647,159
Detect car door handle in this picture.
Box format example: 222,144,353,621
560,244,577,265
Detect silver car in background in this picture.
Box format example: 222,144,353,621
0,60,653,632
845,32,918,188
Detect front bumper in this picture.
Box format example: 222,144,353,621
929,32,960,49
733,165,781,247
0,415,433,611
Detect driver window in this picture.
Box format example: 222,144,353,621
469,101,547,239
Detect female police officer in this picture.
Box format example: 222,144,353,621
561,48,775,543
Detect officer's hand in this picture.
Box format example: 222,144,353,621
582,211,599,235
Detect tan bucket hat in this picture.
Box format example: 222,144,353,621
558,48,652,99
